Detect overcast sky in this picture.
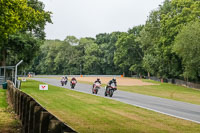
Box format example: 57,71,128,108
40,0,164,40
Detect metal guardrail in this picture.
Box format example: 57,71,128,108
34,75,122,77
0,76,5,84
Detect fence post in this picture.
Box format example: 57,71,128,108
39,111,50,133
33,106,42,133
14,89,19,113
28,101,37,133
21,94,28,124
23,97,32,133
19,93,25,120
48,120,62,133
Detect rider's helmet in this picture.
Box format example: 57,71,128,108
97,78,100,81
112,77,116,82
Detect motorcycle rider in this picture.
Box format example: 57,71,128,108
61,76,66,86
64,76,68,85
65,76,68,80
106,78,117,91
93,78,101,88
70,77,77,84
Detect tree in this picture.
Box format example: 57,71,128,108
158,0,200,78
0,0,52,66
96,32,122,74
173,21,200,80
138,0,189,78
83,39,101,74
114,32,143,76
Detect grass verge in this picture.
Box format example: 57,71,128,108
117,79,200,105
21,79,200,133
0,89,21,133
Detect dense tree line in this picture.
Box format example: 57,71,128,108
29,0,200,82
1,0,200,82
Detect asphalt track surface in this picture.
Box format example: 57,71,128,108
32,78,200,124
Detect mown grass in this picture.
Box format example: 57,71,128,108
21,79,200,133
117,79,200,105
0,89,21,133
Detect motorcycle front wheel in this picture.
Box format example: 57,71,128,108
104,91,107,96
95,89,98,94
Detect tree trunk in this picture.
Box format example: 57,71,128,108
2,49,6,66
148,72,150,79
0,48,6,80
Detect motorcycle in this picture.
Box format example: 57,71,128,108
92,82,101,94
61,79,65,86
104,83,117,97
70,80,77,89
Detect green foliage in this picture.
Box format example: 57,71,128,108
173,21,200,80
114,28,144,76
0,0,27,39
161,0,200,45
0,89,8,108
0,89,21,133
138,0,200,79
6,32,42,66
0,0,52,66
84,41,101,74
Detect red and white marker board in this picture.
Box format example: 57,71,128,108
39,85,48,90
22,78,26,82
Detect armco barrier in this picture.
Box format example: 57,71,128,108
146,77,200,89
34,75,121,77
7,80,77,133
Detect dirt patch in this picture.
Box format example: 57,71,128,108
75,77,156,86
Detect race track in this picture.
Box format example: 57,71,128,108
32,78,200,124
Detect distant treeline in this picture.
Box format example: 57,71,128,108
28,0,200,82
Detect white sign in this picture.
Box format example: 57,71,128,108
22,78,26,82
39,85,48,90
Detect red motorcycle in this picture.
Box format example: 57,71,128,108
105,83,117,97
70,80,77,89
92,82,101,94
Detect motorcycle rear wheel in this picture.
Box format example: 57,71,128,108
109,90,113,97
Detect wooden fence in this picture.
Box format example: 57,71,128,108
7,80,77,133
